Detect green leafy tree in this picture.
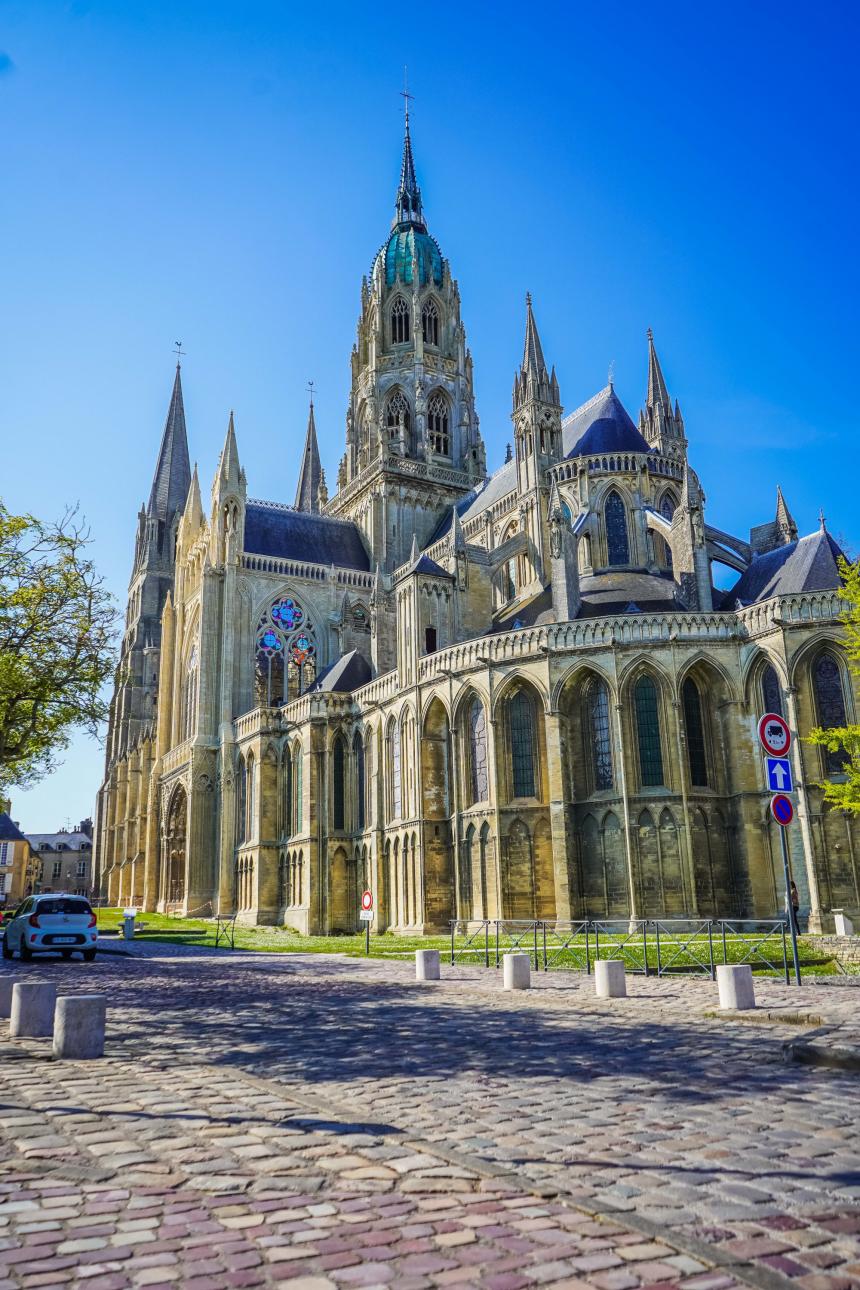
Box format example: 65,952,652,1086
808,556,860,812
0,503,118,791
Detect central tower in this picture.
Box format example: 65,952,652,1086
328,108,486,570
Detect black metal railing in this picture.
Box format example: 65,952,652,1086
449,918,795,983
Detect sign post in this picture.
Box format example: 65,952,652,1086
359,890,373,955
759,712,801,985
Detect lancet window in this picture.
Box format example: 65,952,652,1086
634,674,664,787
391,296,410,344
467,698,489,805
421,299,440,345
255,596,316,706
427,391,450,456
509,690,538,799
761,663,783,717
813,652,849,773
586,678,614,791
181,644,198,741
385,389,411,449
605,491,630,566
682,677,709,787
332,736,346,831
354,732,366,830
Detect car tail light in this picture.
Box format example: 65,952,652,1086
28,913,40,928
87,914,97,928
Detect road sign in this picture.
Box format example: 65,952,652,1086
770,793,794,827
765,756,793,793
758,712,792,756
361,890,373,912
358,908,373,922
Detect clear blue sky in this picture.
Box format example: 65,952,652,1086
2,0,858,831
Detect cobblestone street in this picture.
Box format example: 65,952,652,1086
1,949,858,1289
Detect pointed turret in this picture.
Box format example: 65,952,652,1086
181,464,203,535
646,328,671,418
514,293,559,411
295,399,323,514
641,330,686,457
147,364,191,520
775,485,798,544
214,411,244,494
393,103,424,231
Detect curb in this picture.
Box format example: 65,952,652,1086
782,1024,860,1072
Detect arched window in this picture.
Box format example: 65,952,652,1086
246,752,256,841
284,752,293,838
605,491,630,566
813,652,849,772
332,737,346,831
682,677,709,787
421,299,439,345
390,719,402,820
428,391,450,456
354,732,366,830
659,492,677,569
634,675,664,786
467,698,489,804
255,596,316,705
181,644,198,740
509,690,537,798
391,296,410,344
236,757,247,846
385,389,411,448
586,678,613,791
761,663,783,717
293,745,303,833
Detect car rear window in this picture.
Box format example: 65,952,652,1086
36,898,93,915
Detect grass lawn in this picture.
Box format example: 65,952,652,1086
95,908,846,976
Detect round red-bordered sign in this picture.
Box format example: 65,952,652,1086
361,890,373,912
758,712,792,757
770,793,794,827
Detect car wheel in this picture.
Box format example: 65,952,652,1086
21,942,33,962
1,935,12,960
82,949,96,963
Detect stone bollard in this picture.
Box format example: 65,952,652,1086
415,949,440,981
10,982,57,1038
0,976,18,1018
53,995,107,1060
502,952,531,990
834,911,854,937
595,959,627,998
716,964,756,1011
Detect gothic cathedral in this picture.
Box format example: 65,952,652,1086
95,115,859,935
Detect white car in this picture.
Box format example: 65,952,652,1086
2,894,98,962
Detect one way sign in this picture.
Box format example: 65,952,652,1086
765,757,793,793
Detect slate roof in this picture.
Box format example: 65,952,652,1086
0,813,26,843
306,649,372,694
563,385,652,458
26,831,92,852
725,529,844,607
147,365,192,520
244,501,370,571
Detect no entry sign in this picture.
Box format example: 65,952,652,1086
758,712,792,757
770,793,794,827
361,890,373,911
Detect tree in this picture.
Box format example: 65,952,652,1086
808,556,860,812
0,503,117,791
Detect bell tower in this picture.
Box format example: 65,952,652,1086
327,105,486,571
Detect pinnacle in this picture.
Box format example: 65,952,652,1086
147,363,191,521
646,328,671,416
295,398,323,514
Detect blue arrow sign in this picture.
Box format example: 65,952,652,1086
765,756,793,793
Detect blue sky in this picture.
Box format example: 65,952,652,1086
2,0,858,831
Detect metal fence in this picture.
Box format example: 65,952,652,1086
449,918,795,983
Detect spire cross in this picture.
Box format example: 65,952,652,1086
173,340,186,366
819,506,826,530
400,66,414,124
306,379,315,408
608,360,615,387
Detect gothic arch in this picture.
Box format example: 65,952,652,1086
162,782,188,908
491,671,550,721
675,651,739,704
741,649,789,709
497,679,547,804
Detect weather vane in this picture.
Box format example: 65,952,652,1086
174,340,186,365
400,65,414,123
608,359,615,386
306,379,315,408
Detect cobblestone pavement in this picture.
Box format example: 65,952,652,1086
1,950,858,1290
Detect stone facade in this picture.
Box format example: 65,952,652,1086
94,118,860,934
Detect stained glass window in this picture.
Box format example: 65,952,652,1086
761,664,783,717
509,690,537,798
682,677,709,787
587,679,613,790
354,733,366,830
332,738,346,830
813,653,849,773
422,299,439,345
391,296,410,343
428,392,450,456
468,699,489,804
634,675,664,786
385,389,411,446
391,720,402,819
271,599,303,630
255,597,316,705
605,491,630,566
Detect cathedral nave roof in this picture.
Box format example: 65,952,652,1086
244,501,370,571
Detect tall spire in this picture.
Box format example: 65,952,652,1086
147,363,191,520
646,328,671,416
294,398,323,514
775,485,798,543
393,83,424,231
522,292,548,381
514,293,558,409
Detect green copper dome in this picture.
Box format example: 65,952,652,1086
381,227,443,287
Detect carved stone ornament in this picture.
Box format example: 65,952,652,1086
549,506,566,559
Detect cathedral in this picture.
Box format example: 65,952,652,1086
94,114,859,935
